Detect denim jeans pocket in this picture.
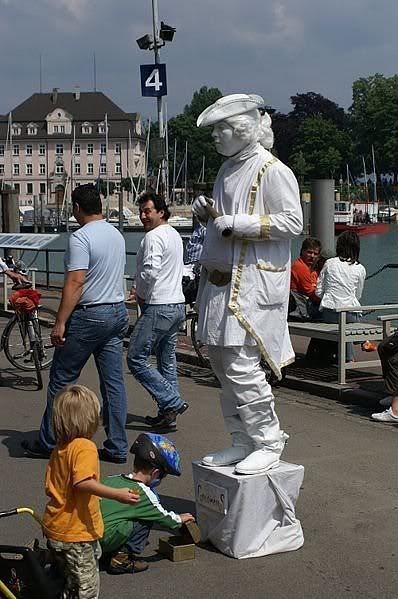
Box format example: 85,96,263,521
154,305,185,333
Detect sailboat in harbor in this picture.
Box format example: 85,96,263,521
334,152,388,235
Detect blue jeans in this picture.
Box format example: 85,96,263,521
127,303,185,413
39,303,129,457
121,521,153,556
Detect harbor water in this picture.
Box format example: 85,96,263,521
19,225,398,306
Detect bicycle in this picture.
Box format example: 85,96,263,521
1,261,56,390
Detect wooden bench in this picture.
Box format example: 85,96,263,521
288,304,398,384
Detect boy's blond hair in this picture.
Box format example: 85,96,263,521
52,385,101,444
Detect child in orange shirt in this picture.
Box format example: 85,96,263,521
42,385,139,599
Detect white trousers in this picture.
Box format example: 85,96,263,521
208,345,282,452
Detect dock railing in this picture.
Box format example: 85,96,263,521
1,248,137,312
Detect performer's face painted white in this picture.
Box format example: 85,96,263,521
211,121,249,157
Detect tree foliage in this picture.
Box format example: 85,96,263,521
350,73,398,172
291,115,353,179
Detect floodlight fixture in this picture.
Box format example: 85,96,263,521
136,34,154,50
159,21,176,42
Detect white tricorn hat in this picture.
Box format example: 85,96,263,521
197,93,265,128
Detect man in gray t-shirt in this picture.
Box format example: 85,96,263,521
22,185,129,463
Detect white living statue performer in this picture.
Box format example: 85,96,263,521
193,93,303,475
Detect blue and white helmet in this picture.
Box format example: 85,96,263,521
130,433,182,476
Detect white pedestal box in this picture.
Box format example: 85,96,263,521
192,460,304,559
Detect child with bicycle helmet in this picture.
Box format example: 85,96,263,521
100,433,195,575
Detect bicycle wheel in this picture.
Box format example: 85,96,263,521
32,307,57,369
31,336,43,390
3,307,56,372
190,313,211,368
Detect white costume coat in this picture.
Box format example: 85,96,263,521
197,144,303,379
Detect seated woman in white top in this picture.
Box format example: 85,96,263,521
315,231,375,362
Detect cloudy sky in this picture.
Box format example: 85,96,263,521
0,0,397,119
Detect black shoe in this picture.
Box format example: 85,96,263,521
98,448,127,464
108,552,149,575
151,402,189,429
144,412,167,426
21,439,52,459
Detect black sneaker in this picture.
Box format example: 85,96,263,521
108,552,148,575
98,448,127,464
144,412,166,426
151,402,189,429
21,440,52,459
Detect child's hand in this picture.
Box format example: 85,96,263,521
114,488,140,504
180,513,195,524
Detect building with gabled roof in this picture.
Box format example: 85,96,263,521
0,89,146,208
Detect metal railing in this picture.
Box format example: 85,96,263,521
1,247,137,311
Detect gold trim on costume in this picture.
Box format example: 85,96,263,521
228,156,285,380
259,214,270,239
256,262,286,272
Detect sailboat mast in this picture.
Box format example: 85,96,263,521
371,145,377,204
105,113,109,221
184,141,188,204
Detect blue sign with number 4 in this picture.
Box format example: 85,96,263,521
140,64,167,97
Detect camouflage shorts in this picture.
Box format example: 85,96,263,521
47,538,102,599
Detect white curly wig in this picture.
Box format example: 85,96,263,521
226,109,274,150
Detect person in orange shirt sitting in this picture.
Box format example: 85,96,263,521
42,385,140,599
290,237,322,305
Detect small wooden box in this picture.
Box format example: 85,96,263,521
158,536,196,562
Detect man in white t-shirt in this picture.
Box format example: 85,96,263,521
127,192,188,430
22,184,129,463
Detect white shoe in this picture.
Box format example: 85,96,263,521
371,408,398,423
234,448,280,475
202,445,251,467
379,396,393,407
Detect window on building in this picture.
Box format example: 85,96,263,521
26,144,33,156
56,164,64,175
27,126,37,136
87,143,93,155
39,163,46,175
98,123,106,134
75,162,81,175
74,143,80,155
40,183,46,194
26,164,33,176
54,125,65,133
12,144,19,156
115,163,121,174
87,163,94,175
114,182,121,193
56,144,63,155
0,144,4,156
14,183,20,193
26,183,33,194
115,143,121,154
0,164,4,175
13,164,19,176
82,124,92,134
39,144,46,155
100,143,106,154
12,126,21,136
100,163,107,175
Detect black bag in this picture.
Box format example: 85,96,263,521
288,291,320,321
182,275,199,306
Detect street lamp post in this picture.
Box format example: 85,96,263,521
137,1,175,200
151,0,166,197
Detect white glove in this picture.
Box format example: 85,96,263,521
192,195,213,224
214,215,234,237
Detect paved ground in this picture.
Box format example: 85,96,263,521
0,315,397,599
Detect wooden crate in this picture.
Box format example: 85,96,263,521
158,536,196,562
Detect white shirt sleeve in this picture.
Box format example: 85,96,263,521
315,263,327,299
136,233,165,300
355,265,366,300
0,258,9,273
